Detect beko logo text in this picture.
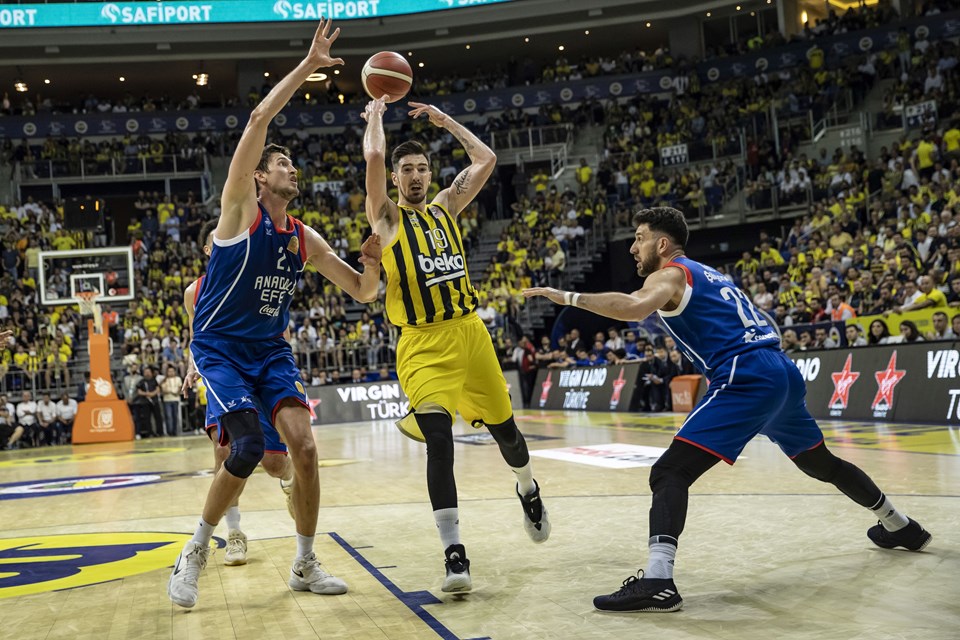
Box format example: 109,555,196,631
927,350,960,378
418,253,464,273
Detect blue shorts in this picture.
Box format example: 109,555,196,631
204,398,287,455
193,335,306,454
676,349,824,464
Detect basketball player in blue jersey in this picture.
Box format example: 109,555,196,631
525,207,931,613
168,19,384,609
362,96,550,592
181,220,296,567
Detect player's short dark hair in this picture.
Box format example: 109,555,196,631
391,140,429,171
633,206,689,248
257,143,291,173
199,220,217,248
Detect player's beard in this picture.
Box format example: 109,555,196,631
636,250,659,277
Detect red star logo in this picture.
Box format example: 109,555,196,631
610,367,627,409
828,354,860,409
872,351,906,410
308,398,321,420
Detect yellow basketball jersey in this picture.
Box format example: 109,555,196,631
382,202,478,327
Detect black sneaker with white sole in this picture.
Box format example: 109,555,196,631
867,517,932,551
593,571,683,613
442,544,472,592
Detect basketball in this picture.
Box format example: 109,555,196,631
361,51,413,103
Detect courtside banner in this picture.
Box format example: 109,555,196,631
533,363,640,412
789,342,960,424
0,0,516,29
306,370,522,425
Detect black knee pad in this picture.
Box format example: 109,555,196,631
418,413,454,464
649,441,720,492
793,445,842,483
486,416,529,468
648,459,689,493
222,410,264,479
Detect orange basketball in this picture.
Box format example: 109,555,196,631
361,51,413,103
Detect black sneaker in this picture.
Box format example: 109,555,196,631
518,481,551,543
593,571,683,613
867,517,932,551
442,544,472,592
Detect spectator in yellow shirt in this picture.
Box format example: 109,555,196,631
912,135,937,181
896,274,947,313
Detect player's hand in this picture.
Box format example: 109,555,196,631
361,97,387,122
408,102,449,127
181,369,199,398
359,233,382,267
304,17,344,69
522,287,567,305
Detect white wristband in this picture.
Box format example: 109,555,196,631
563,291,573,306
571,293,582,308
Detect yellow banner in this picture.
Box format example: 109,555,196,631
848,307,944,336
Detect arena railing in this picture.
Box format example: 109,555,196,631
15,152,208,183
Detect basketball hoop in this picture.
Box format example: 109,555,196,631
77,290,103,335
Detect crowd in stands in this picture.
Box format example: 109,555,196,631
732,117,960,351
497,325,697,411
877,34,959,130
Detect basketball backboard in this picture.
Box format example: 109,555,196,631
38,247,135,306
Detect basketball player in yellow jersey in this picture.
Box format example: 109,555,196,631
362,96,550,592
181,220,295,567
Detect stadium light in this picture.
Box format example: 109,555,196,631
196,73,208,86
14,81,27,92
306,73,327,82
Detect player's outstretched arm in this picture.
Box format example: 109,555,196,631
362,97,398,228
523,268,685,322
409,102,496,216
219,18,344,238
304,225,382,303
181,282,199,397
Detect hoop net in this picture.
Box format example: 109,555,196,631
77,290,103,335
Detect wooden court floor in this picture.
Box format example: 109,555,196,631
0,410,957,640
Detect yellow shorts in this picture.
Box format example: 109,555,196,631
396,312,513,430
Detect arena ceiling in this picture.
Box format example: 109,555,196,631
0,0,773,100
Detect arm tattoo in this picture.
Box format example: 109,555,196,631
451,129,476,155
454,169,471,195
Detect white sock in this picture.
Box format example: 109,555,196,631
434,507,460,549
871,494,909,532
224,506,241,531
190,518,216,546
296,533,315,559
512,463,537,496
645,536,677,580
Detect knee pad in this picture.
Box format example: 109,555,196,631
422,421,454,464
395,402,449,443
648,459,693,493
793,446,842,483
222,410,265,479
486,416,529,467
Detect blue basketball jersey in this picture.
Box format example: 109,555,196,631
194,203,307,341
657,256,780,374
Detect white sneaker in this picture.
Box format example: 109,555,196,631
223,530,247,566
288,552,348,595
280,477,295,520
167,541,210,608
518,481,551,543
